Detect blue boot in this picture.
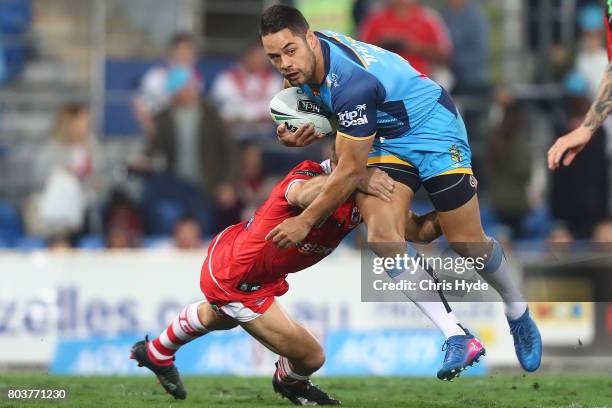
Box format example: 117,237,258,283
437,333,485,381
508,308,542,372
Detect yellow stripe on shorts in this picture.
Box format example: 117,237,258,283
337,131,376,141
367,155,414,167
436,168,473,176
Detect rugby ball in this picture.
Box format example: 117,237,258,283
270,87,336,136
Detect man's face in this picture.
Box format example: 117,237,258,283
171,41,196,66
261,28,316,86
243,46,270,74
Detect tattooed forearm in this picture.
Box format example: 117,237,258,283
583,60,612,131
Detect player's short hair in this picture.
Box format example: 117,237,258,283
260,5,309,38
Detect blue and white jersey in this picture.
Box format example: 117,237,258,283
299,31,444,140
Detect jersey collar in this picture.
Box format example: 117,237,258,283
315,32,331,87
320,159,332,174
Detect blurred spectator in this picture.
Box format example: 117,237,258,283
442,0,492,172
442,0,490,94
25,104,105,240
239,144,266,216
547,44,573,83
0,0,31,83
352,0,370,31
173,217,203,250
0,34,6,84
359,0,451,77
211,42,282,143
133,32,202,135
211,183,244,235
47,236,71,252
547,222,574,244
575,5,608,99
104,189,142,249
550,73,610,239
592,219,612,242
486,102,532,238
147,66,238,199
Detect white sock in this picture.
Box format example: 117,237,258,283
477,239,527,321
410,299,468,339
276,356,309,382
389,259,467,339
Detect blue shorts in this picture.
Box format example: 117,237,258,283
367,90,473,182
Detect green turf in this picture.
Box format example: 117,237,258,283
0,373,610,408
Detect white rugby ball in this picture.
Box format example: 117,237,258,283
270,87,336,136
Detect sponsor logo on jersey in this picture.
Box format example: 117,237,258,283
328,73,340,88
449,144,463,163
237,282,262,292
338,104,368,128
293,169,321,177
296,242,334,255
297,99,326,117
469,175,478,188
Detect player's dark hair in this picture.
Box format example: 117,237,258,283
169,31,195,49
260,5,309,38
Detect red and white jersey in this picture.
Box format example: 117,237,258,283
202,160,361,301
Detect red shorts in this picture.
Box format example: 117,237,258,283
200,226,287,322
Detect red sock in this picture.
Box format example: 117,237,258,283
146,301,208,366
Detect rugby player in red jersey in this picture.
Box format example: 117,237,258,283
548,1,612,169
130,156,472,404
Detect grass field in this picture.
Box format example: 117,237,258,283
0,373,610,408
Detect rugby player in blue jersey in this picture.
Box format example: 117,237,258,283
261,5,541,383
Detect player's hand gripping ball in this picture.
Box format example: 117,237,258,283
270,88,337,147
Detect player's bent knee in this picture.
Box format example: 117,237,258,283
303,347,325,372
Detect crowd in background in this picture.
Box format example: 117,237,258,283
0,0,610,250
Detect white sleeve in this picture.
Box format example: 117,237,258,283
284,179,307,204
137,67,169,113
210,73,241,121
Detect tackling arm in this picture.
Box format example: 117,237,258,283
286,176,329,209
287,166,395,209
299,134,373,226
266,135,373,247
289,173,441,243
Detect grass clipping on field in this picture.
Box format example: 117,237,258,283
0,374,610,408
